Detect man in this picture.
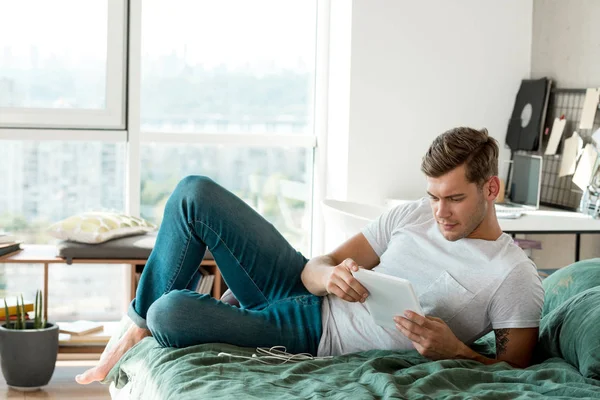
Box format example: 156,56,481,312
77,127,543,385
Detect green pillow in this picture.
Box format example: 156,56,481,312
537,286,600,379
541,258,600,317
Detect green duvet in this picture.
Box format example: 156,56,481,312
106,260,600,399
105,334,600,400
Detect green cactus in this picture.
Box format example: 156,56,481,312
15,296,21,329
3,298,11,329
35,290,44,329
2,290,46,330
20,294,26,329
34,290,40,329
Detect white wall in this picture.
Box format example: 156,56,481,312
326,0,533,206
531,0,600,88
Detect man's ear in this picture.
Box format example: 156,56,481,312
487,176,500,200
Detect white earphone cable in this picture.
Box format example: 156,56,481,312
218,346,333,365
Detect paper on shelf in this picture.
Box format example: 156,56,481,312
559,132,582,177
573,144,599,190
579,88,600,130
545,117,567,155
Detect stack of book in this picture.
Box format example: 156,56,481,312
58,320,119,347
0,299,34,324
195,267,215,295
0,232,21,258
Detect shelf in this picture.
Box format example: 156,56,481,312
59,345,105,354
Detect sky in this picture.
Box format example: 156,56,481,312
0,0,317,70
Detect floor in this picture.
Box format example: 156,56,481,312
0,361,111,399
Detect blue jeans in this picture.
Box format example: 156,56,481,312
127,176,323,355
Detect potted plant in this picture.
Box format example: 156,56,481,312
0,290,59,391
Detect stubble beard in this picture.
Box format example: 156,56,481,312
441,196,487,242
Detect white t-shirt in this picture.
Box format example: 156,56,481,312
317,198,544,356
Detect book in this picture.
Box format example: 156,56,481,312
0,299,34,318
0,242,21,257
0,314,31,322
203,275,215,295
58,321,119,346
195,267,215,295
58,320,104,336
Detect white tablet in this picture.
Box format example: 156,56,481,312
352,268,423,330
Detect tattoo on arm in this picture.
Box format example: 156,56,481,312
495,329,510,356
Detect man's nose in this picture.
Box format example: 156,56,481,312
436,201,451,219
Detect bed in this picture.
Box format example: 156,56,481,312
104,259,600,399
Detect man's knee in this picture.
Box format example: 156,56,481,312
174,175,216,199
147,290,189,335
147,290,214,348
166,175,219,216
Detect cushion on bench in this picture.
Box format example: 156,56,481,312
56,232,214,263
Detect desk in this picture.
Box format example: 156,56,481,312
498,209,600,261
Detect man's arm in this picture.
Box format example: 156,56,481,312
395,311,538,368
301,232,380,301
458,327,538,368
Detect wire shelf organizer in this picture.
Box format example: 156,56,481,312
538,88,600,211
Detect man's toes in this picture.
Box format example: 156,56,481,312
76,368,100,385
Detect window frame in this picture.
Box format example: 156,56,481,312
0,0,128,130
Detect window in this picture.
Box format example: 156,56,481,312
139,0,319,254
140,144,313,255
0,0,321,322
0,141,127,321
140,0,317,135
0,0,127,128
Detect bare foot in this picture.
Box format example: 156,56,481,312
75,324,151,385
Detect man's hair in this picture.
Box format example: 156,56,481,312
421,127,499,186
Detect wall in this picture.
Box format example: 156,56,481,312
326,0,533,206
321,0,533,253
531,0,600,88
527,0,600,269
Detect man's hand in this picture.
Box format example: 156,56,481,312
394,311,464,360
325,258,369,303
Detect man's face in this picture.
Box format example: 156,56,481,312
426,165,488,241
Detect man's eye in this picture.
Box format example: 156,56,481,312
429,197,439,201
451,198,464,202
